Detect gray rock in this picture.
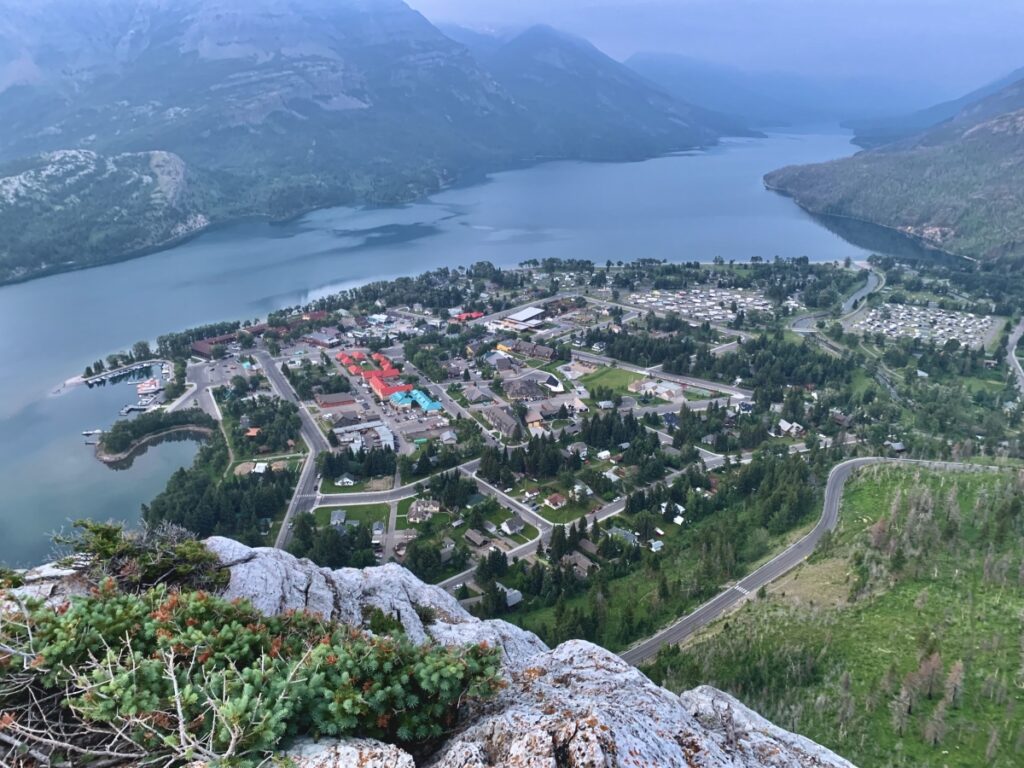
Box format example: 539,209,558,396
427,639,857,767
282,737,416,768
205,537,547,668
208,538,856,768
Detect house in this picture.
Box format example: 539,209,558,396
603,468,621,484
251,462,268,475
463,386,489,404
501,516,526,536
596,400,616,410
524,407,545,428
245,427,263,439
570,483,593,502
608,527,638,546
439,537,457,564
371,521,385,546
439,430,459,446
465,529,489,548
482,406,520,438
335,473,358,488
596,449,612,461
777,419,805,438
673,514,686,526
884,440,907,453
545,493,568,510
495,582,523,607
568,442,589,459
561,551,597,578
578,538,600,557
330,510,348,528
408,498,441,524
503,379,544,401
649,540,665,553
483,521,498,535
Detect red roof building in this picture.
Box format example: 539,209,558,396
370,378,413,399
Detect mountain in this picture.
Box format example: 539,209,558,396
0,3,741,285
765,77,1024,262
846,65,1024,147
482,26,753,160
626,52,949,128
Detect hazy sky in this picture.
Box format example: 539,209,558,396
408,0,1024,96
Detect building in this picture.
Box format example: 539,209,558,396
777,419,805,438
335,474,358,488
500,306,546,332
503,379,544,401
561,551,597,578
495,582,523,608
439,537,457,564
302,329,342,348
330,510,348,528
649,540,665,553
465,529,489,548
408,498,441,524
314,392,356,409
482,406,520,438
545,493,568,510
371,521,385,546
463,386,490,404
608,527,638,546
568,442,589,460
501,516,526,536
603,469,621,484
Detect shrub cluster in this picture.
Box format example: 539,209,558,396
0,583,503,766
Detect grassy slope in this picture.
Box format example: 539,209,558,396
644,465,1024,767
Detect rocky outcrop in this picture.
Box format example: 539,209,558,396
207,538,856,768
10,539,854,767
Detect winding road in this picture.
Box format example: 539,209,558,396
619,456,1006,666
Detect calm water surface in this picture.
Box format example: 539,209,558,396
0,131,872,566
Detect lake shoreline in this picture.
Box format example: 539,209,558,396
95,426,214,466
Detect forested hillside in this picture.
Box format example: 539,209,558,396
645,465,1024,767
765,79,1024,262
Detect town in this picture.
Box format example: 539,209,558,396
81,255,1023,655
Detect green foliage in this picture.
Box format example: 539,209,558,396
58,521,227,592
0,586,502,765
100,409,217,454
644,466,1024,767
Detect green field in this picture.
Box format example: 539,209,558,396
579,366,643,396
643,465,1024,768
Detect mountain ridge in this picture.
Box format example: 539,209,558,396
0,1,747,285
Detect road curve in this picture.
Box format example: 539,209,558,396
619,456,1005,666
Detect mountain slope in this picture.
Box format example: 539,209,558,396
483,26,752,160
0,3,739,284
626,52,946,128
765,78,1024,262
846,65,1024,148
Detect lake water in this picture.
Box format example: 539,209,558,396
0,131,875,567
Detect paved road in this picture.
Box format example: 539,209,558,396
255,350,332,548
791,267,883,334
1007,318,1024,395
619,456,1005,666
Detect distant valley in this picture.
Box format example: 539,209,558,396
0,0,744,285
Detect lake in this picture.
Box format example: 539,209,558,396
0,130,876,566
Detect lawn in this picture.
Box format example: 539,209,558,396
579,366,643,396
313,503,389,529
